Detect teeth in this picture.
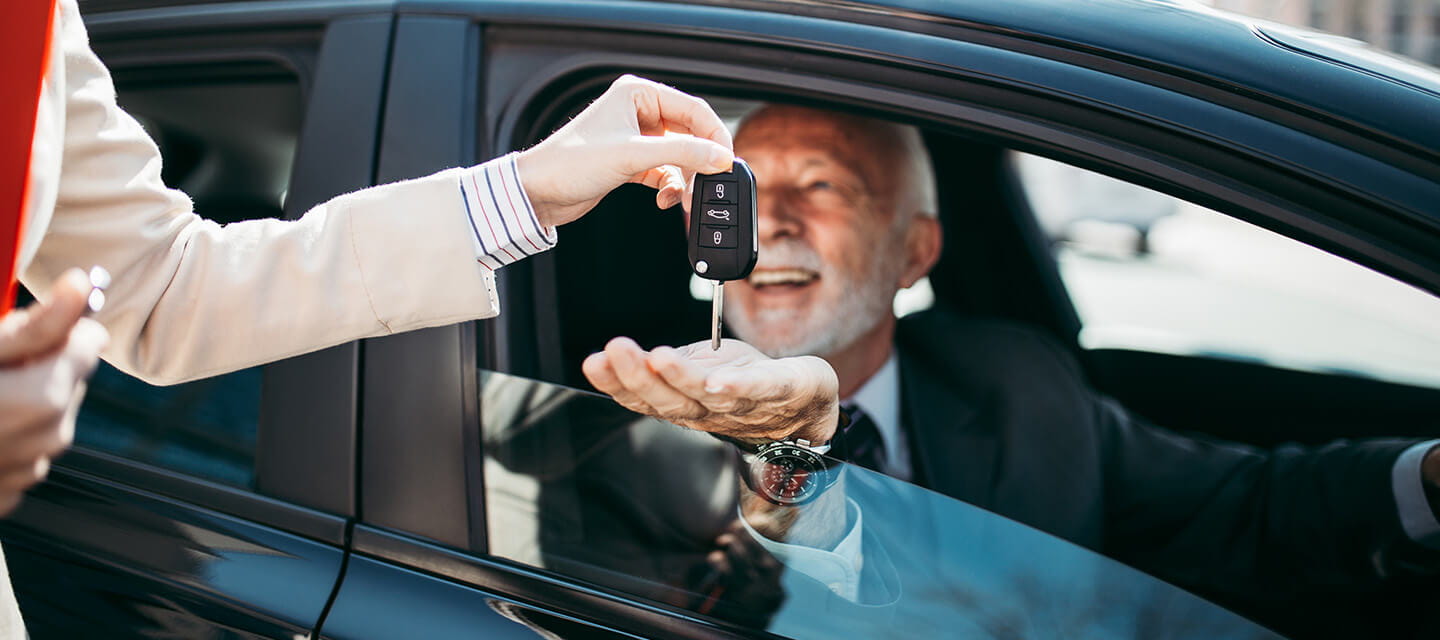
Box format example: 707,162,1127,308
749,269,819,286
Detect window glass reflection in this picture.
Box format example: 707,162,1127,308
479,370,1279,639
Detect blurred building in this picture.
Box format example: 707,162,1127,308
1213,0,1438,65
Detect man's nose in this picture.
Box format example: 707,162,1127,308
756,189,803,241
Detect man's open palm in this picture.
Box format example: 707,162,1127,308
583,337,839,443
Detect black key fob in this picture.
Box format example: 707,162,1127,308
688,158,758,281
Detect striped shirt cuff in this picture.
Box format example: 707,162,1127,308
457,153,557,270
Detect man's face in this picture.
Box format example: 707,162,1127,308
725,107,914,358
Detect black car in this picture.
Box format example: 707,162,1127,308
4,0,1439,638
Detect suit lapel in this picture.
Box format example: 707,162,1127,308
898,349,998,510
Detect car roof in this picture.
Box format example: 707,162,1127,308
725,0,1440,154
84,0,1440,97
87,0,1439,160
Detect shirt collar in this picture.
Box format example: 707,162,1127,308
842,351,909,481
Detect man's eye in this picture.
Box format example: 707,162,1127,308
807,181,834,192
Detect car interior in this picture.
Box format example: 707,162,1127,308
510,81,1440,447
488,76,1440,639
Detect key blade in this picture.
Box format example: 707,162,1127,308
711,280,723,351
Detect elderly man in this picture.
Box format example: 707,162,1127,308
584,105,1440,610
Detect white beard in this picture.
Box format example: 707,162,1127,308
726,239,905,359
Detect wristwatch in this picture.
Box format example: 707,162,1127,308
745,439,841,506
715,411,846,507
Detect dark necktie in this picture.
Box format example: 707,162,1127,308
838,404,887,474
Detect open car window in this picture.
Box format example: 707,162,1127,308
478,370,1280,639
1012,151,1440,390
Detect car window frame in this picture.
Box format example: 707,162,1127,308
352,4,1440,637
58,7,399,544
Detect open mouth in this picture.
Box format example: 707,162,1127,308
747,268,821,292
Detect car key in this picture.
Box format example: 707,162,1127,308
688,158,758,350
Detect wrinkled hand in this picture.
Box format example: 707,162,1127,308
0,269,109,517
515,74,734,228
582,337,840,444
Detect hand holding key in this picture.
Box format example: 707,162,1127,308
689,159,758,350
515,75,734,228
582,337,840,445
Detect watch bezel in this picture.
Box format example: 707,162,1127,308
746,440,840,507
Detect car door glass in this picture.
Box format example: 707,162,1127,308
1012,151,1440,389
74,63,303,487
478,370,1278,639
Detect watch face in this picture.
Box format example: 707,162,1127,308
752,444,830,506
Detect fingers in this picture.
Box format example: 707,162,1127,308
646,346,713,398
629,165,687,209
653,341,774,406
680,170,696,216
0,269,92,365
587,336,838,441
0,315,108,517
604,338,707,420
618,74,734,150
583,342,660,416
619,135,731,181
0,404,74,517
65,318,109,378
605,75,733,176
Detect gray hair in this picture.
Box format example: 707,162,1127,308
891,121,938,220
737,105,938,221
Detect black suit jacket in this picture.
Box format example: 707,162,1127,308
893,308,1427,604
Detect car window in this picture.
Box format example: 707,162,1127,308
1011,151,1440,389
477,369,1279,639
74,62,303,487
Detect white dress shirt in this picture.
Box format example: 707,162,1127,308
845,352,912,483
740,498,865,600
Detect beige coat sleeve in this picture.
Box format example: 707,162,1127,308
22,2,501,385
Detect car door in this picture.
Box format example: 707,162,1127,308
314,12,737,639
312,2,1440,639
0,3,395,637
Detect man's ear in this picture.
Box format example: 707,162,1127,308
899,214,942,289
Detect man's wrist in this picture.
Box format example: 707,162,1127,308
714,407,841,452
792,405,842,446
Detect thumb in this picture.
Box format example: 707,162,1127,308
621,135,732,178
64,318,109,378
0,269,92,365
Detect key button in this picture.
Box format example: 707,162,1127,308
699,204,738,227
704,180,738,204
702,225,738,248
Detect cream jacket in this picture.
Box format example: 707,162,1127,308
20,0,504,385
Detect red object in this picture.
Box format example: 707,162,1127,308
0,0,59,315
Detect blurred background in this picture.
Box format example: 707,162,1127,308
1212,0,1437,65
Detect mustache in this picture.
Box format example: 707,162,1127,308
754,240,825,273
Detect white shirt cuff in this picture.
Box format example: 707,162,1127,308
739,498,865,601
1392,439,1440,549
457,152,557,270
